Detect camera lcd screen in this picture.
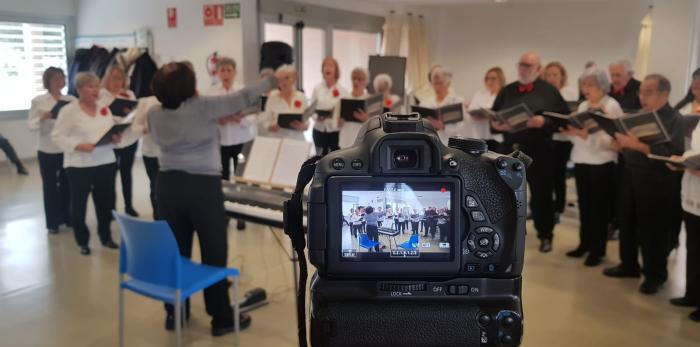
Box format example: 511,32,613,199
340,182,454,261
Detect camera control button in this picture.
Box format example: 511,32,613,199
478,237,491,248
501,335,514,345
465,196,478,208
457,285,470,295
478,313,492,327
350,159,363,170
496,158,509,169
465,263,479,272
471,211,486,222
446,158,458,168
476,227,494,234
475,251,490,259
501,316,516,329
492,233,501,251
467,239,476,251
331,158,345,170
447,285,458,295
512,162,524,171
486,264,498,272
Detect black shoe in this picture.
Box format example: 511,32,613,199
80,246,91,255
566,247,587,258
670,297,699,307
690,309,700,322
48,228,59,235
602,264,640,278
236,220,246,231
607,228,619,241
102,240,119,249
125,207,139,217
639,281,662,295
539,238,552,253
17,166,28,175
583,255,602,267
212,314,251,336
165,313,191,331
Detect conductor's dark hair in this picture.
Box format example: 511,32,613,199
674,68,700,111
365,206,374,214
42,67,65,90
152,62,196,109
645,74,671,94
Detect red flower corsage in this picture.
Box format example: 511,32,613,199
384,99,392,107
332,89,340,98
100,107,109,116
294,100,302,108
118,92,130,98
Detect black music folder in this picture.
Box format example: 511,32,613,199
543,110,601,132
340,94,383,122
108,98,138,117
489,103,533,133
411,103,464,124
647,153,700,170
50,100,71,119
592,111,670,144
277,100,317,129
468,108,495,120
95,123,131,146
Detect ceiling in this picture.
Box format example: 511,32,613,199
371,0,611,5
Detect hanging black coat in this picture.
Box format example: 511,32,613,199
129,52,158,97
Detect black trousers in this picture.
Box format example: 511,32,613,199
553,141,573,214
66,163,117,246
609,160,622,229
366,225,380,252
113,142,138,209
684,212,700,302
669,173,684,252
617,168,676,284
439,224,449,242
142,156,160,219
513,141,556,240
0,134,22,168
38,152,70,229
411,221,419,234
312,129,340,156
157,171,233,328
220,143,245,181
574,163,615,257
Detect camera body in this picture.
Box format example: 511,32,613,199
307,114,527,346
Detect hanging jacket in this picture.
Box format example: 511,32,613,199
129,51,158,97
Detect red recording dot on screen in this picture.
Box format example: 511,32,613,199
440,187,446,193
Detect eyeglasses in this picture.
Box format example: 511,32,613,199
517,62,535,69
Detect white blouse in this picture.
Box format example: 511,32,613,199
421,93,466,145
569,96,622,165
311,82,349,132
559,85,579,102
466,88,502,142
131,96,161,158
51,101,118,168
336,91,368,149
28,93,77,154
98,88,139,149
682,123,700,216
260,90,309,141
206,82,257,146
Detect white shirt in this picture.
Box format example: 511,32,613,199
98,88,139,149
28,93,77,154
421,93,467,145
568,97,622,165
51,101,118,168
205,82,257,146
131,96,161,158
560,85,579,102
336,91,368,149
260,90,309,141
466,88,502,142
312,82,349,132
384,94,402,113
682,123,700,216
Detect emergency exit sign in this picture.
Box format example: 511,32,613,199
224,3,240,19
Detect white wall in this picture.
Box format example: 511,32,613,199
0,0,77,161
406,0,697,103
76,0,258,91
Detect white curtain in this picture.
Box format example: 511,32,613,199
381,14,403,56
381,14,430,96
635,8,653,77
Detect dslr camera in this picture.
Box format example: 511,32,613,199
306,113,527,347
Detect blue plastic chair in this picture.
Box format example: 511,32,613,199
399,234,419,251
113,212,241,347
359,233,380,251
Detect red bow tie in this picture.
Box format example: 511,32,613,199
612,89,624,96
518,83,534,93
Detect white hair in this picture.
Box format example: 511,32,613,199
609,60,634,75
351,67,369,80
580,67,611,94
373,73,393,92
74,71,100,90
276,64,297,75
430,66,452,84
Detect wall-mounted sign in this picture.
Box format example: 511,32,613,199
167,7,177,28
203,4,224,27
224,3,240,19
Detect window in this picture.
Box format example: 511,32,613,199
332,29,381,90
0,21,67,112
263,22,294,48
301,27,325,96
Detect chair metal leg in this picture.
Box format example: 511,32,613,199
119,285,125,347
175,290,182,347
234,276,240,346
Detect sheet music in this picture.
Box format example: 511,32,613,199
242,136,282,183
270,138,311,187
